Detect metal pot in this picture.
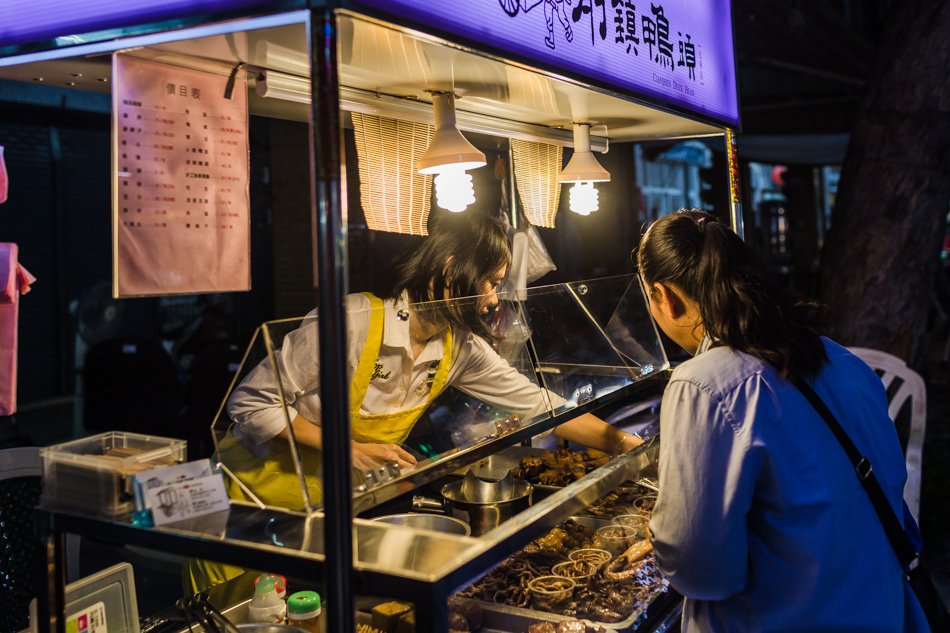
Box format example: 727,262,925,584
412,471,533,536
371,513,472,536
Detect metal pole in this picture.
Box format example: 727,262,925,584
725,128,745,240
308,9,355,633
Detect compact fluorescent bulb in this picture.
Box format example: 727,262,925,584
560,123,610,215
418,93,486,213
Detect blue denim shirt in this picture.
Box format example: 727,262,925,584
651,337,930,632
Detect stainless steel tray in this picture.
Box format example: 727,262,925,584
468,585,675,632
455,515,670,631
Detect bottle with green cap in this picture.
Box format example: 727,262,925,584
287,591,322,633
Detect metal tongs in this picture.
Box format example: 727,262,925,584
177,592,241,633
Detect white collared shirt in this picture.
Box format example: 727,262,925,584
229,292,563,447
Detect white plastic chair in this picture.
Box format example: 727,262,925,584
848,347,927,522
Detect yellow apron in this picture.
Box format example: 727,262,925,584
184,293,453,593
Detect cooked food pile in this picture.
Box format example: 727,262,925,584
527,621,609,633
456,482,667,625
511,449,611,486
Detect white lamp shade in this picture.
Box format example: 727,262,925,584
559,122,610,183
417,92,486,175
417,126,487,174
559,150,611,183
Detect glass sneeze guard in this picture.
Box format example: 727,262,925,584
211,274,668,515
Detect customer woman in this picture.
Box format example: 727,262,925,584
185,212,641,593
637,209,928,632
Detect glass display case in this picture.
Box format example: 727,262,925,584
210,274,667,515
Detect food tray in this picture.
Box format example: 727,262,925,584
467,584,675,632
463,446,657,495
41,431,187,517
456,516,669,631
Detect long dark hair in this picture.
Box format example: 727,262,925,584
637,209,827,378
375,212,511,339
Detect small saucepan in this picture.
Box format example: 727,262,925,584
412,471,533,536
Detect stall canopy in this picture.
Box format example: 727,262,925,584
1,0,739,135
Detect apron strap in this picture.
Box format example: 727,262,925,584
349,293,385,417
427,327,453,402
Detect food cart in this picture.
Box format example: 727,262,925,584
0,1,740,631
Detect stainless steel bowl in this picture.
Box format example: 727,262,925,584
371,513,472,536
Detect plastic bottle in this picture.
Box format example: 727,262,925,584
246,575,287,624
286,591,322,633
254,573,287,599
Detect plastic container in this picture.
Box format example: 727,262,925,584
612,513,651,538
40,432,187,517
286,591,321,633
255,574,287,599
551,560,599,586
592,524,637,555
247,576,287,624
567,548,613,570
527,576,575,611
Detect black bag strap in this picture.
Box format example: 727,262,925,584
790,375,918,569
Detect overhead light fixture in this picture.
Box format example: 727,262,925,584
254,72,609,150
255,70,310,104
559,123,610,216
417,92,486,213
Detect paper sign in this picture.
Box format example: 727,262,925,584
135,458,230,525
112,54,250,297
145,475,230,525
66,601,107,633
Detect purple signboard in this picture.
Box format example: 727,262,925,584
355,0,739,127
0,0,276,48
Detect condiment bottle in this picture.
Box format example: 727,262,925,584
286,591,322,633
247,575,287,624
255,573,287,599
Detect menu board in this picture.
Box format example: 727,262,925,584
112,54,250,297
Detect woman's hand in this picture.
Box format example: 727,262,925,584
351,441,417,472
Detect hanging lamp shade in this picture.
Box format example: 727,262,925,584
417,93,486,175
352,112,434,235
559,123,610,183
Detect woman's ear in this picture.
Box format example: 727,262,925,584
652,282,685,319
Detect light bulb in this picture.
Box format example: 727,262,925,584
434,166,476,213
569,181,599,215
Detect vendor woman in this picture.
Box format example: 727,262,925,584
186,213,641,593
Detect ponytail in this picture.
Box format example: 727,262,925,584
637,209,826,378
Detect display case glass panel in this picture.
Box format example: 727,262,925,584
212,275,667,512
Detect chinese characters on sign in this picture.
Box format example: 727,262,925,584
112,55,250,297
357,0,737,127
505,1,697,90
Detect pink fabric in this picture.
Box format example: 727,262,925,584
0,243,35,416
